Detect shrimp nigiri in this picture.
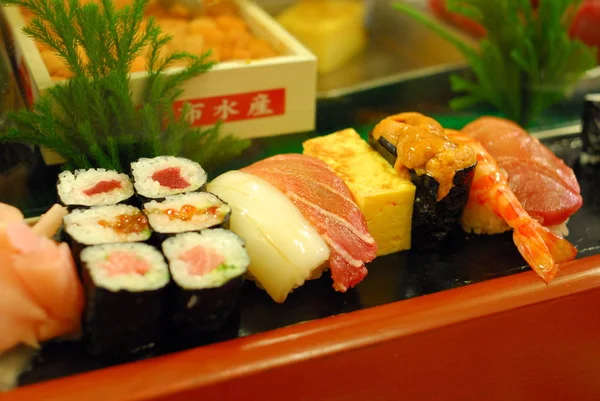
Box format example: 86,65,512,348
446,130,578,282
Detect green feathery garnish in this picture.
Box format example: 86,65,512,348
393,0,596,127
0,0,250,173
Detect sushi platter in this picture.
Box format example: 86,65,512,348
2,1,600,400
2,107,600,401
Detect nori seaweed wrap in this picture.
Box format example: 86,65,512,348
580,94,600,165
79,243,170,356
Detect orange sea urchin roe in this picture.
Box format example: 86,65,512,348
98,212,149,234
28,0,278,75
372,112,476,201
83,180,122,196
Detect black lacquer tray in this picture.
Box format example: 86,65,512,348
15,132,600,389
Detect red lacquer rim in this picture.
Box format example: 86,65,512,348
3,255,600,401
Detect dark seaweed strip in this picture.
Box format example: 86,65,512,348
81,263,168,358
168,274,245,346
409,165,475,250
368,131,476,249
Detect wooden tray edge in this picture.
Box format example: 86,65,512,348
4,254,600,401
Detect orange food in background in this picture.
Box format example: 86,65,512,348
22,0,279,82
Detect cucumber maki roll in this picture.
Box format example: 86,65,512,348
57,169,135,209
370,113,477,249
63,205,152,262
143,192,231,243
131,156,208,202
161,229,249,340
80,243,170,356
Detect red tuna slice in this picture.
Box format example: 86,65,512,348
83,180,122,196
180,245,225,276
242,154,377,292
462,117,582,226
151,167,190,189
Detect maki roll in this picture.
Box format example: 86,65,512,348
162,229,249,338
63,204,152,260
370,113,477,249
131,156,208,201
80,243,170,356
57,169,134,208
143,192,231,241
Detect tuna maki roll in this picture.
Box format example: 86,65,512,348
57,169,134,208
143,192,231,241
63,205,152,261
162,229,249,338
370,113,477,249
131,156,208,201
80,243,170,356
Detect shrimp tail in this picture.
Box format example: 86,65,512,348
539,227,578,264
512,222,559,283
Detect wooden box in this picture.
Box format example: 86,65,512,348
0,0,317,165
5,256,600,401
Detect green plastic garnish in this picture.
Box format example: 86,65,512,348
393,0,596,127
216,264,236,273
0,0,250,173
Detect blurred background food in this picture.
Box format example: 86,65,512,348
20,0,280,82
429,0,600,64
277,0,367,75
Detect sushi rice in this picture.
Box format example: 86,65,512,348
63,204,151,245
80,243,170,292
57,169,134,207
131,156,208,199
162,229,249,289
144,192,231,234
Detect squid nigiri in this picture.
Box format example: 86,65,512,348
446,131,578,282
207,171,330,303
242,154,377,293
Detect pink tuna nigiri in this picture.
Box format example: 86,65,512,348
462,117,582,227
243,154,377,292
0,203,84,354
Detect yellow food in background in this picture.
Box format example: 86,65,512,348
303,129,415,256
21,0,279,81
277,0,366,75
